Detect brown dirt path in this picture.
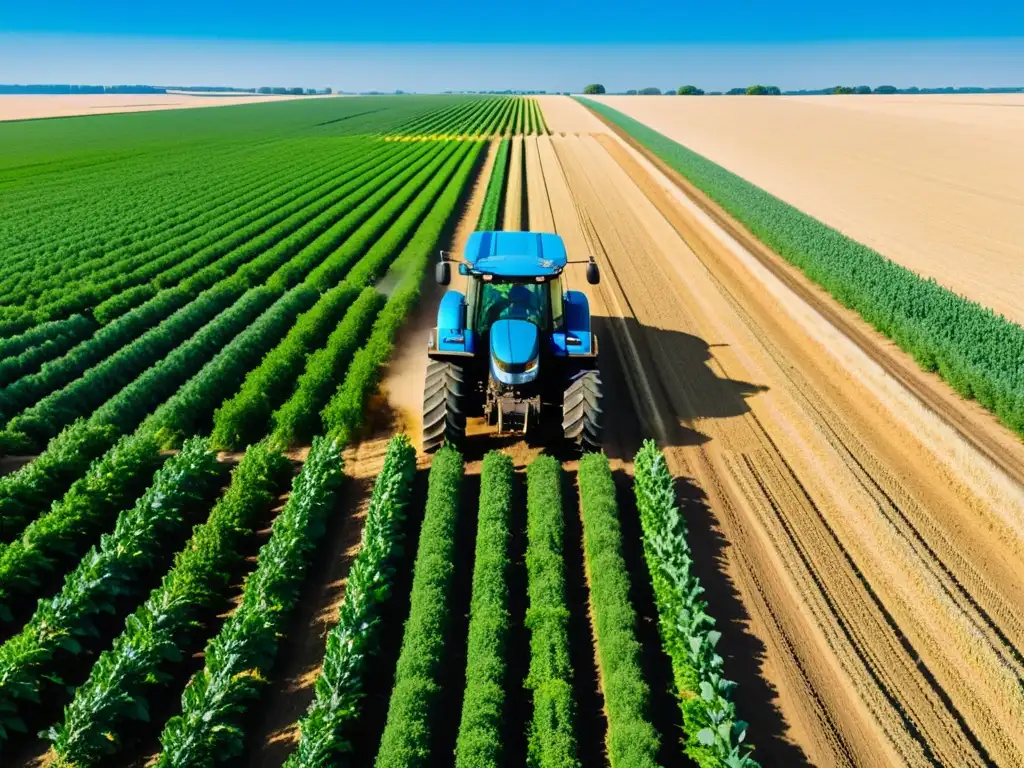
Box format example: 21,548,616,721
503,136,524,231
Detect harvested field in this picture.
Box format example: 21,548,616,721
0,93,323,122
591,94,1024,325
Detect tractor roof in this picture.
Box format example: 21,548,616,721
463,231,568,277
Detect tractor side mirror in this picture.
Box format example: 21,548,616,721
586,260,600,285
435,261,451,286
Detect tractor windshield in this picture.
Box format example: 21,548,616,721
475,280,550,333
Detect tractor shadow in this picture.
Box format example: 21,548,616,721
591,314,768,461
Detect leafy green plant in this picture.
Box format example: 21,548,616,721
0,438,221,747
374,444,464,768
634,441,759,768
47,441,290,765
0,428,165,616
524,455,580,768
283,435,417,767
455,451,514,768
154,436,345,767
577,452,661,768
477,140,510,231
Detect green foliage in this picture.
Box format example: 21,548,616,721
638,87,662,95
48,442,290,765
634,442,759,768
477,140,511,231
322,141,484,445
524,456,580,768
0,420,118,544
270,288,386,448
374,445,464,768
0,429,165,617
583,84,606,95
578,97,1024,439
677,86,705,95
0,315,95,386
283,435,417,767
576,453,661,768
211,283,361,450
743,85,780,95
455,451,514,768
155,436,345,767
0,438,221,748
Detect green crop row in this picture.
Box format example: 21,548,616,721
374,444,464,768
0,439,222,748
0,315,93,363
154,435,345,767
577,452,661,767
634,442,759,768
322,141,485,444
454,451,514,768
0,420,118,544
5,143,341,311
0,315,96,387
477,139,510,231
0,430,165,616
578,97,1024,439
283,435,417,767
270,288,386,448
524,455,580,768
47,442,290,766
210,283,361,450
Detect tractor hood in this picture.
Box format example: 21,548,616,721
489,319,540,385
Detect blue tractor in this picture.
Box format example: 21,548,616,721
423,231,603,453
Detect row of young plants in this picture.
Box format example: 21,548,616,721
0,143,396,424
374,444,464,768
0,430,166,616
0,315,96,387
282,434,418,767
524,455,580,768
634,442,759,768
0,315,94,363
477,139,510,230
577,452,662,767
0,141,444,443
454,451,515,768
578,97,1024,438
0,439,223,747
7,140,376,326
0,284,319,604
213,140,470,450
153,436,345,766
59,140,410,324
47,441,291,766
3,143,337,310
322,141,485,444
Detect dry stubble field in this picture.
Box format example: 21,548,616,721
591,93,1024,325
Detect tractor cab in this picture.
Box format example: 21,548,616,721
424,232,603,453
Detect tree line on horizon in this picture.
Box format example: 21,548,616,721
0,84,333,96
582,83,1024,96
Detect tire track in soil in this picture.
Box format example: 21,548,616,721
539,123,1024,767
502,136,524,232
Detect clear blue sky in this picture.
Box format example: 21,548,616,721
2,0,1023,90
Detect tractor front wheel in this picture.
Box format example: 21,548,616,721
562,369,603,453
422,360,466,453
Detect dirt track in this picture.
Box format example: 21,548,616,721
520,110,1024,766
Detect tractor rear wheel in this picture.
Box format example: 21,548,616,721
422,360,466,453
562,369,603,452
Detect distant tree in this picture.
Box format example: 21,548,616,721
323,87,333,94
708,91,723,95
305,88,317,95
855,85,871,94
746,84,782,95
638,87,661,95
583,83,606,94
677,85,705,95
726,87,746,95
625,89,638,95
873,85,898,93
257,86,272,94
831,85,855,94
